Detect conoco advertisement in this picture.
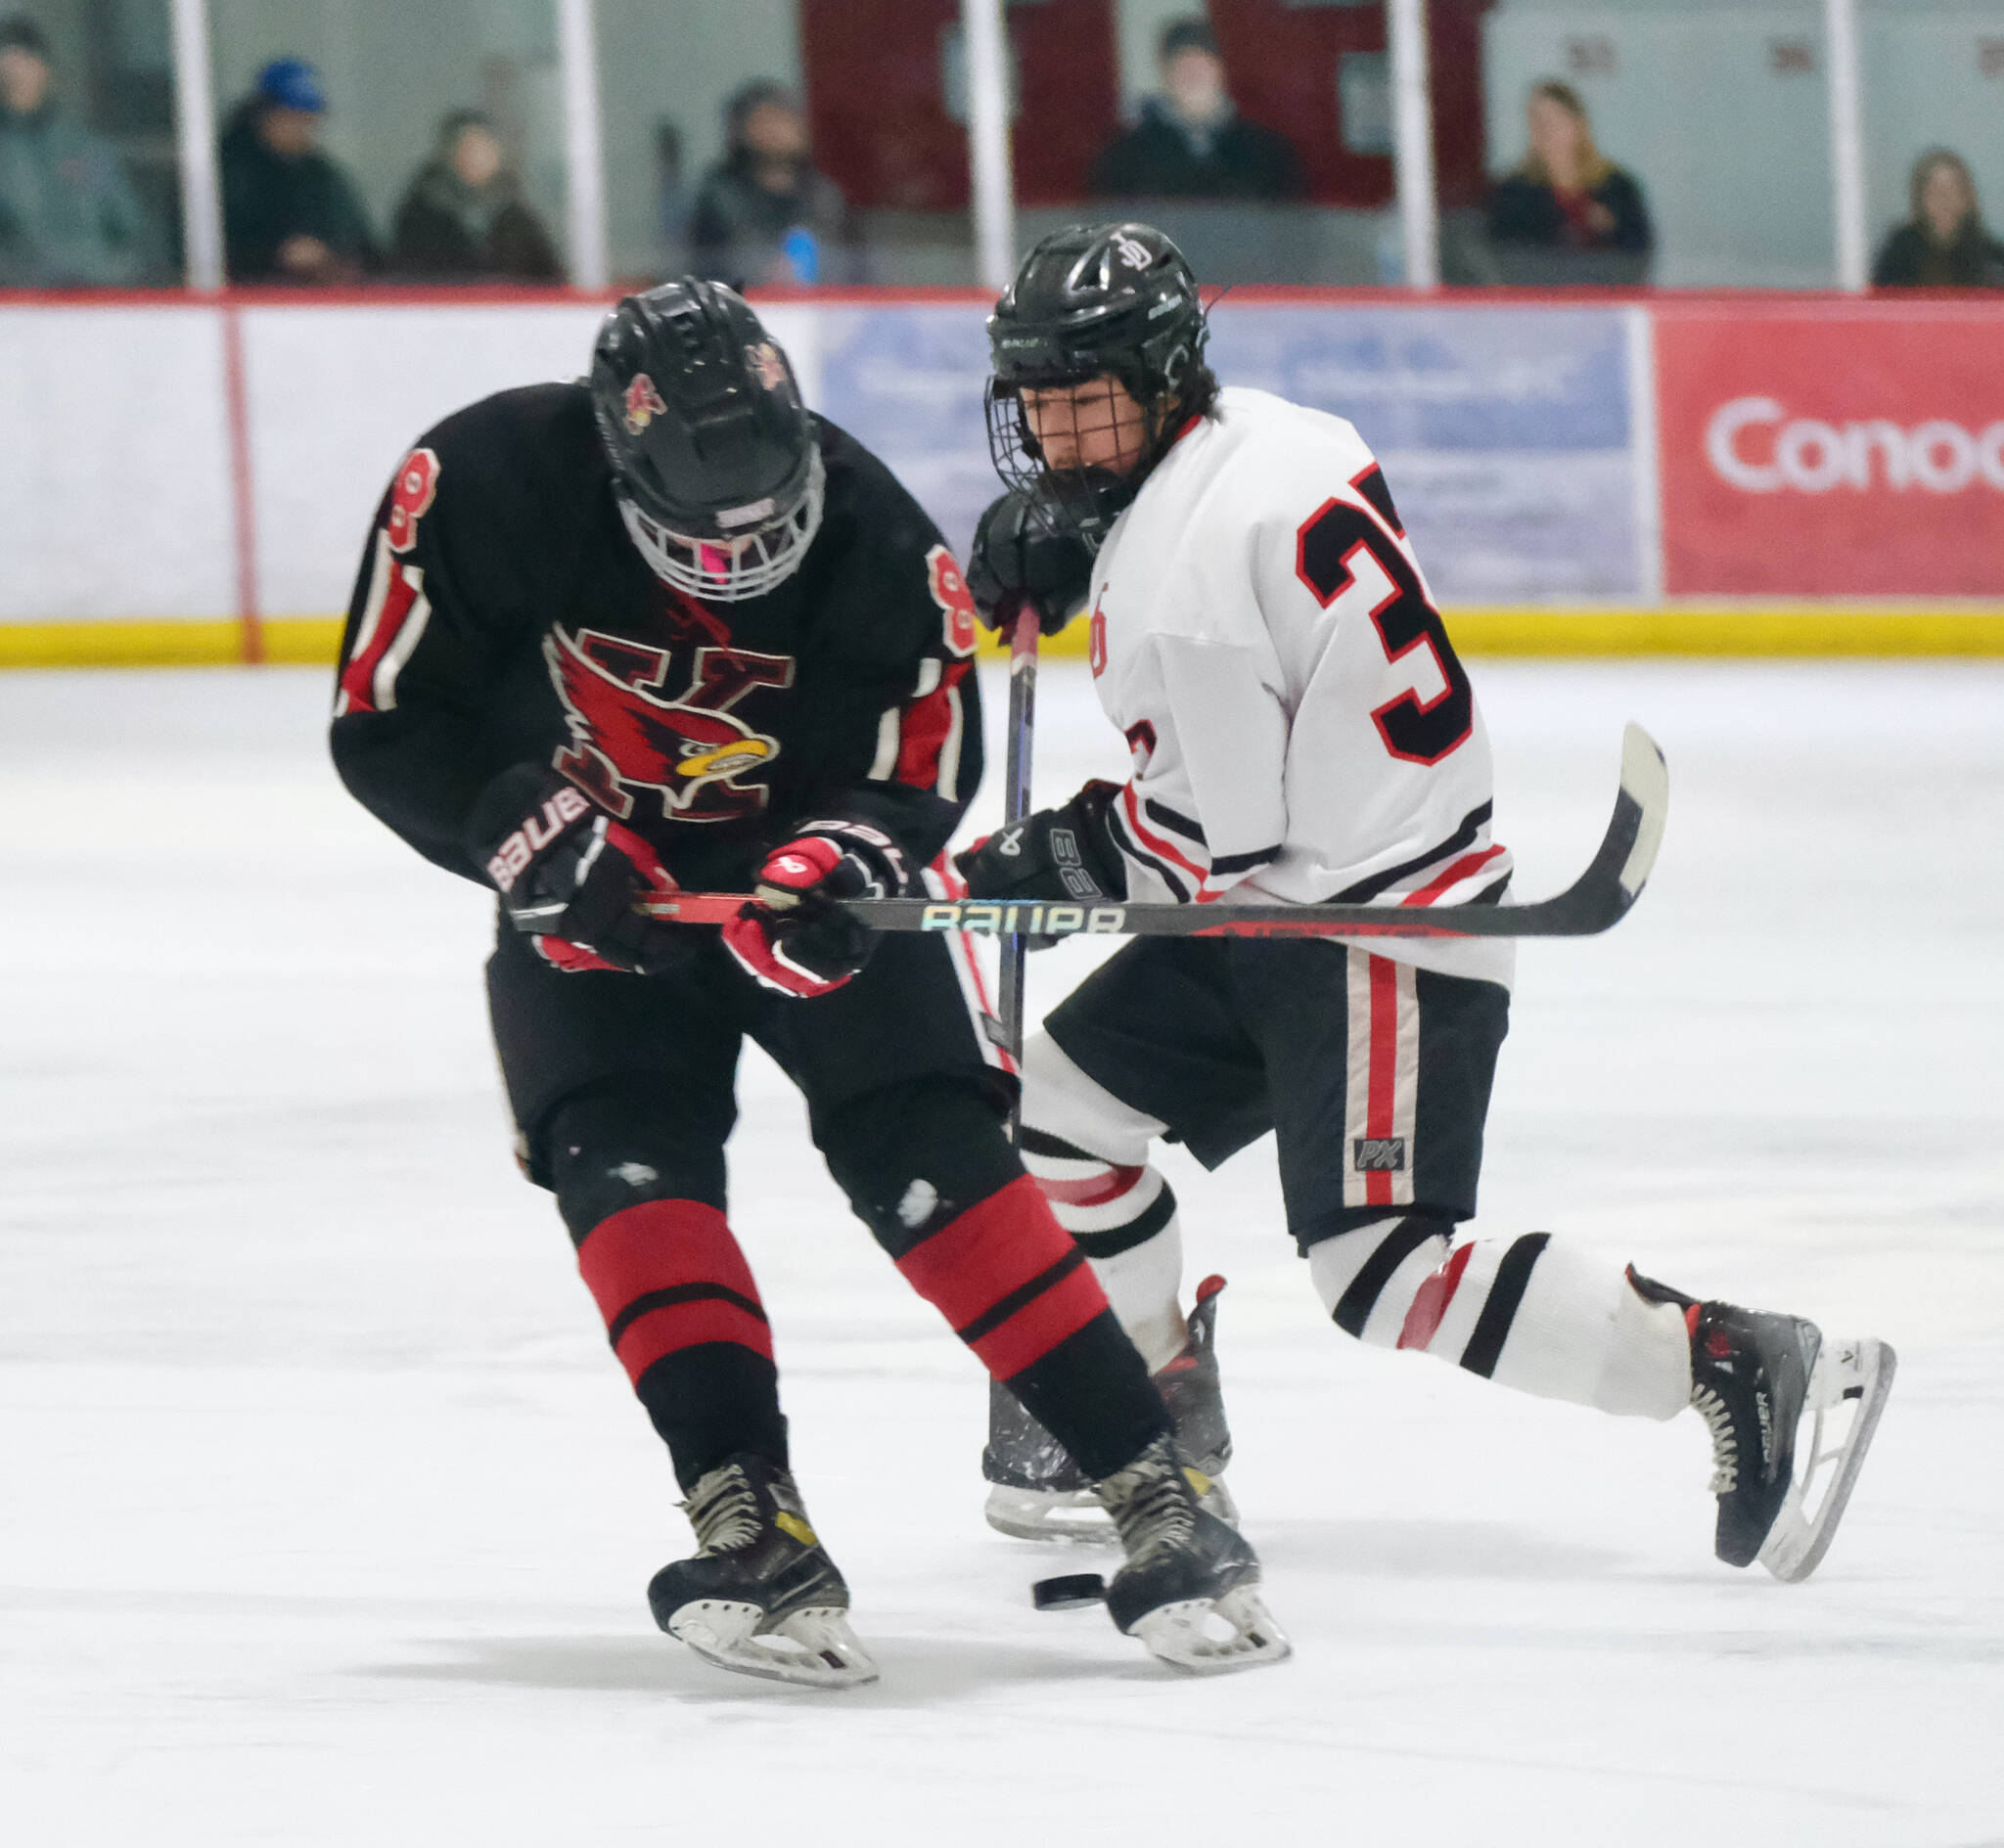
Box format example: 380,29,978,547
1656,306,2004,598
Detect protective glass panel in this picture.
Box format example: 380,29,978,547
1857,0,2004,290
205,0,567,284
1028,0,1431,286
598,0,880,289
0,0,178,287
1480,0,1837,289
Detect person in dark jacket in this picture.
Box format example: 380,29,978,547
0,16,146,286
1872,149,2004,289
220,58,375,284
688,81,854,287
1486,80,1652,257
388,110,561,283
1090,19,1300,203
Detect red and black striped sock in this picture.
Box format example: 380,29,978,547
894,1174,1168,1479
574,1197,787,1489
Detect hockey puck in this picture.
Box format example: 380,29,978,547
1031,1572,1107,1612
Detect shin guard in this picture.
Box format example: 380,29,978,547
574,1198,787,1486
895,1175,1168,1480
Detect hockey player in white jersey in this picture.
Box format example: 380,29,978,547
957,222,1894,1581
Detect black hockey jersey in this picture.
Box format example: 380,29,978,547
330,384,983,896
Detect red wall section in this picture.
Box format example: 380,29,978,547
1656,304,2004,599
1207,0,1492,208
802,0,1118,209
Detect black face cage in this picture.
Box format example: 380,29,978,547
983,373,1165,554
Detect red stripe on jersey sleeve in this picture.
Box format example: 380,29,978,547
1399,843,1507,907
893,658,972,790
1119,784,1210,887
338,540,424,716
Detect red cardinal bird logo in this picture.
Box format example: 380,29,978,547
543,627,792,825
621,373,668,434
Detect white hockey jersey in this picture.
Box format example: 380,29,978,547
1084,385,1514,988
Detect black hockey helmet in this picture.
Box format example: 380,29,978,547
985,222,1210,546
589,279,824,601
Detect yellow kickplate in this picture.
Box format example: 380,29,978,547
8,608,2004,669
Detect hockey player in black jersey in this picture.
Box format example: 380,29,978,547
330,278,1286,1684
957,223,1894,1583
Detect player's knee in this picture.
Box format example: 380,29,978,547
815,1077,1024,1257
1020,1030,1162,1165
1304,1213,1456,1344
545,1080,733,1245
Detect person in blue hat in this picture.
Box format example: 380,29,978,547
220,57,376,283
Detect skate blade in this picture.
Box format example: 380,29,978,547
666,1599,880,1690
1129,1586,1291,1676
1758,1336,1897,1584
985,1477,1240,1545
984,1483,1115,1545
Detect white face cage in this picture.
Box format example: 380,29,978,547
617,448,825,603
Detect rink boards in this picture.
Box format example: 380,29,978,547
0,288,1999,665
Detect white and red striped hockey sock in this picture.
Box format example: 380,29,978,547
1309,1218,1691,1419
1020,1032,1187,1373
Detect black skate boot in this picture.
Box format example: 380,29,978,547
647,1454,877,1688
1630,1268,1895,1581
983,1276,1238,1542
1093,1434,1288,1674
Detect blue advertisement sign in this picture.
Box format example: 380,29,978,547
1208,306,1641,601
813,302,1642,602
813,306,997,565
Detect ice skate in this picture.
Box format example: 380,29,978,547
647,1454,878,1689
983,1276,1239,1543
1632,1270,1896,1581
1093,1433,1288,1674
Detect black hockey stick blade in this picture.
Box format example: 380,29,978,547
889,720,1665,942
642,725,1668,945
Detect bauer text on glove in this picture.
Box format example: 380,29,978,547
468,763,702,976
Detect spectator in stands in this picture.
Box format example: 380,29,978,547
0,16,146,286
688,81,854,287
388,110,561,283
220,58,375,284
1090,19,1301,203
1872,150,2004,289
1486,80,1652,258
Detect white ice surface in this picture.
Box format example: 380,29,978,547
1,660,2000,1846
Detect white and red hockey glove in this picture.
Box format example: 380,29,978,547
722,821,911,999
468,765,701,976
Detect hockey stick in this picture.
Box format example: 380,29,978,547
994,604,1041,1127
647,723,1667,943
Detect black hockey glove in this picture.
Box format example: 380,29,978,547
954,781,1129,910
966,490,1096,637
467,764,703,977
722,820,912,999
